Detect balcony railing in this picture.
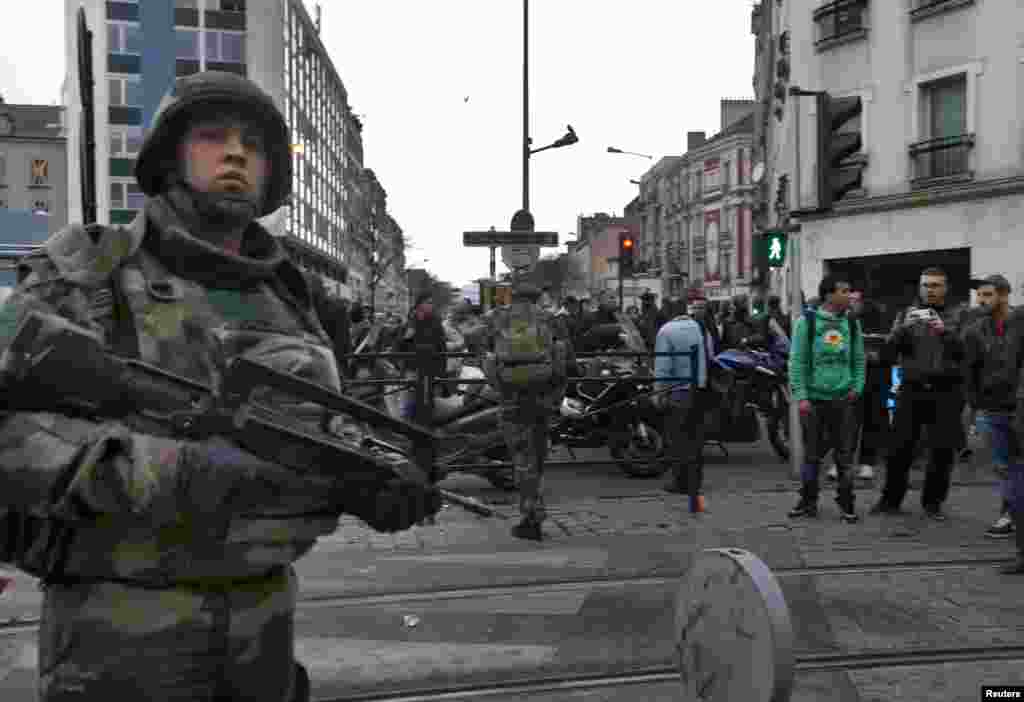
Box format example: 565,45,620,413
813,0,868,48
911,0,974,22
909,133,974,183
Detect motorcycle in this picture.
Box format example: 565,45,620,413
705,333,792,461
555,314,667,478
351,323,515,490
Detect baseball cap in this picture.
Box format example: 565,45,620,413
970,274,1011,293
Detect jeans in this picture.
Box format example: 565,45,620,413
882,384,962,510
664,388,708,498
976,410,1012,507
800,397,857,508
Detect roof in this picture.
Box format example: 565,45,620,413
701,111,755,148
0,104,64,140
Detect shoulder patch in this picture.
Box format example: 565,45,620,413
43,218,144,288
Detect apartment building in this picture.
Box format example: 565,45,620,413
0,102,68,232
60,0,398,302
767,0,1024,313
635,100,756,302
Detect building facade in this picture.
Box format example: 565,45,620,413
0,102,68,233
766,0,1024,314
634,100,756,303
61,0,405,304
571,212,644,306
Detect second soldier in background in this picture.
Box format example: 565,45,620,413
485,281,571,540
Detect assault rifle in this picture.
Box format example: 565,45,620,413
0,312,499,516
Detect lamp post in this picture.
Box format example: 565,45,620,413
517,0,578,237
607,146,654,160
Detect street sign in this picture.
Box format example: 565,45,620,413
463,231,558,247
501,244,540,270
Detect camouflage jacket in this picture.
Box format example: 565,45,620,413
0,195,387,584
479,304,572,404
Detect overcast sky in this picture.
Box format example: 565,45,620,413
0,1,756,289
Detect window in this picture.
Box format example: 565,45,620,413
110,126,143,157
721,251,732,283
176,29,200,59
29,159,49,186
107,22,142,54
109,77,142,106
110,182,143,210
206,31,245,63
813,0,868,46
911,73,972,181
220,0,246,10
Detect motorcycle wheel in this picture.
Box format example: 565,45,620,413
615,420,667,478
766,387,791,462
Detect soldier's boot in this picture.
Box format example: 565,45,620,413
511,517,544,541
513,473,545,541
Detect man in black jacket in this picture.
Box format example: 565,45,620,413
722,294,758,350
964,275,1019,541
871,267,969,520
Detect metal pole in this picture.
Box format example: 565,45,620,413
618,266,624,312
522,0,530,213
490,245,496,280
789,98,805,478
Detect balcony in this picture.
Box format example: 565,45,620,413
910,0,974,23
909,133,974,186
813,0,868,53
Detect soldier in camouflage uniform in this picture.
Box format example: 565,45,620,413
484,282,570,541
0,72,440,701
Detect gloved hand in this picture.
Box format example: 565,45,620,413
181,437,335,517
343,478,442,533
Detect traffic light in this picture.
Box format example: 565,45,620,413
619,233,635,276
817,93,865,211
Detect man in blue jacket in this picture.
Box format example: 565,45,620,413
655,299,712,509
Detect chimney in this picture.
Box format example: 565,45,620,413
687,131,706,151
720,99,757,131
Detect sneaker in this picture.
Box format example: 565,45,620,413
826,465,838,481
985,514,1014,539
788,501,818,518
869,499,902,515
839,508,860,524
857,465,875,480
923,506,948,522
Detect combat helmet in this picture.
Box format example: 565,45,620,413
134,71,292,216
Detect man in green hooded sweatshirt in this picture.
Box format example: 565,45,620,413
788,274,866,522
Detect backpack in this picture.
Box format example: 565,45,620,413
803,309,860,377
494,299,559,390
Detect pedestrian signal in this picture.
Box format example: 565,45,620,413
756,230,788,269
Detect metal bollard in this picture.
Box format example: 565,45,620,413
675,548,794,701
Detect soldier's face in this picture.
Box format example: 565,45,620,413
920,274,947,305
180,118,270,202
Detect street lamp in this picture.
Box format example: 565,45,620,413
518,0,578,232
607,146,654,160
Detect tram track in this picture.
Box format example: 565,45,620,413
307,643,1024,701
0,555,1013,636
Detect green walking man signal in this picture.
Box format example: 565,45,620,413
760,230,788,268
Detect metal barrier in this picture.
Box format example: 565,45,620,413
339,341,701,472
